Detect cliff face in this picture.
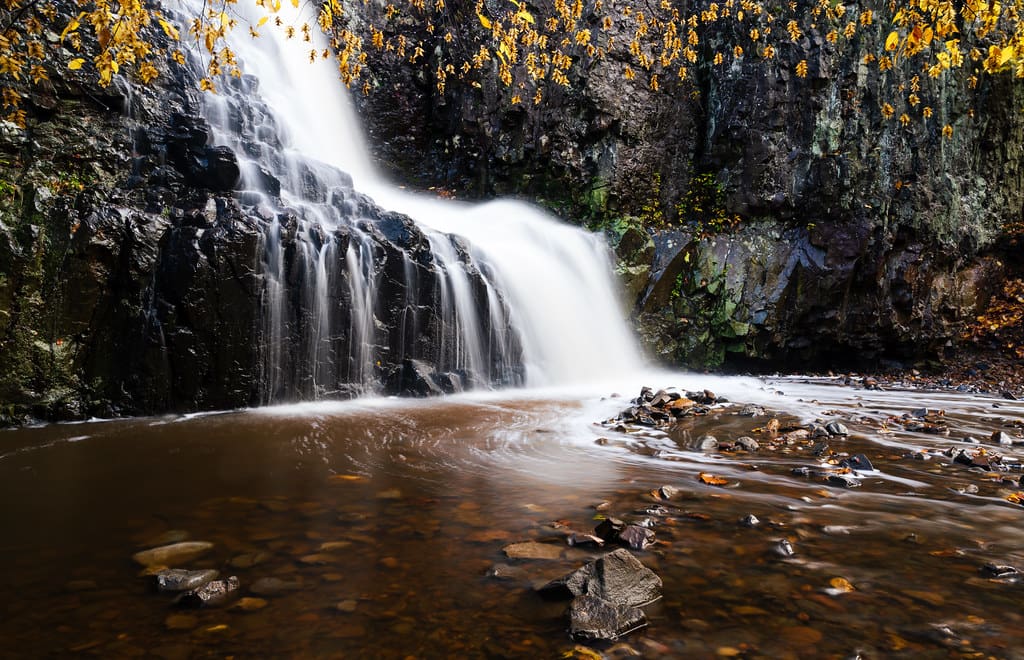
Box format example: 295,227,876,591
0,21,521,424
351,2,1024,369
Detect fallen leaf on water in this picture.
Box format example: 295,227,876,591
1006,492,1024,505
699,472,729,486
829,577,855,593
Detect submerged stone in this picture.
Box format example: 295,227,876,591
150,569,220,593
174,576,240,608
538,548,662,608
132,542,214,568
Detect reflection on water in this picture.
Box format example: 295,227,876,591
2,376,1024,658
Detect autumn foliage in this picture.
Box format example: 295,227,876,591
0,0,1021,132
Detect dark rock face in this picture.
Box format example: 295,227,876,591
0,8,523,423
538,548,662,607
350,2,1024,370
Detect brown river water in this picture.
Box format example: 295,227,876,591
2,374,1024,659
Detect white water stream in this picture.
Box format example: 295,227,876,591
195,1,642,396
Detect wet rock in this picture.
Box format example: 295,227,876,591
335,599,358,613
735,436,759,452
595,517,627,543
738,404,766,417
229,551,272,569
654,485,680,500
174,576,240,608
569,594,647,642
992,431,1015,445
618,526,656,551
503,541,563,560
132,542,214,568
809,425,830,439
839,454,874,471
811,441,830,456
740,514,761,528
250,577,303,595
149,569,220,593
538,548,662,607
695,434,719,451
827,474,862,488
773,540,796,557
164,614,199,631
825,422,850,437
981,563,1021,581
230,597,268,612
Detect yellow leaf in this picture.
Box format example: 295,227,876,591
67,58,85,70
158,18,180,40
885,30,899,51
829,577,855,592
258,16,269,26
515,9,534,24
291,0,299,6
699,472,729,486
60,15,82,43
999,45,1015,67
477,12,491,29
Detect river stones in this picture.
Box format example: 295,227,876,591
250,577,303,595
150,569,220,593
132,542,214,568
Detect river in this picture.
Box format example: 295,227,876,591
2,374,1023,657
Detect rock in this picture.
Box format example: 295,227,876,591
335,599,358,613
503,541,564,560
827,474,862,488
149,569,220,593
229,551,272,569
164,614,199,631
595,517,627,543
695,434,719,451
839,454,874,471
825,422,850,437
738,404,766,417
809,425,830,439
175,576,240,608
992,430,1015,445
568,594,647,641
735,436,759,452
230,597,268,612
654,485,680,500
250,577,303,595
774,540,796,557
132,542,214,568
618,525,656,551
740,514,761,527
981,563,1021,580
538,548,663,607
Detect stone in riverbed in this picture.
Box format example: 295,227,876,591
694,434,719,451
827,474,862,488
735,437,759,452
569,594,647,641
825,422,849,437
992,431,1016,445
250,577,303,595
229,597,268,612
538,548,662,607
503,542,563,560
149,569,220,593
174,576,240,608
618,525,656,551
133,542,214,568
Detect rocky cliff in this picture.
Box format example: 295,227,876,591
351,0,1024,369
0,21,521,424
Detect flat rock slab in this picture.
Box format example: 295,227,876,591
539,548,662,608
503,542,564,560
133,542,214,568
569,594,647,641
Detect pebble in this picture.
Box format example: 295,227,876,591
229,597,268,612
250,577,303,595
502,542,563,560
740,514,760,528
335,599,358,613
164,614,199,631
774,540,796,557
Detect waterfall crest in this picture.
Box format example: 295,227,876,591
190,0,642,400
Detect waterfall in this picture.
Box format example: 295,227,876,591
191,1,643,400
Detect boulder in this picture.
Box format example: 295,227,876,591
538,548,662,608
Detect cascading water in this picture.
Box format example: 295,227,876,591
192,0,642,401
